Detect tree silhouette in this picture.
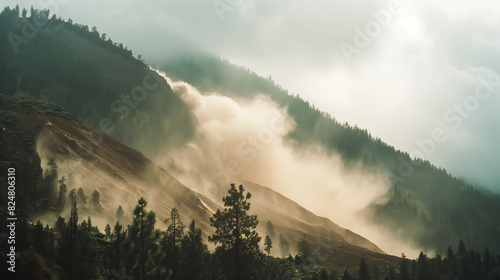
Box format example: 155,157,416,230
266,220,276,239
279,234,290,257
57,176,67,213
90,190,102,212
116,205,124,223
129,197,160,280
342,270,352,280
399,254,410,280
180,219,208,280
164,207,185,280
209,184,261,279
359,258,371,280
264,235,272,256
297,237,312,263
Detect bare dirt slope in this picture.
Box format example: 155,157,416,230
16,109,399,270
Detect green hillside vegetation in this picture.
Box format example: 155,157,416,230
0,6,195,155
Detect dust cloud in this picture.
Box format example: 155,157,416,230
153,71,421,257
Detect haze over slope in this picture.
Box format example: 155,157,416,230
0,95,399,270
156,73,418,256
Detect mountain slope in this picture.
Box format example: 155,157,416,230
0,95,399,271
0,8,195,155
158,53,500,254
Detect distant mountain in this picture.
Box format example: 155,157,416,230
0,6,499,256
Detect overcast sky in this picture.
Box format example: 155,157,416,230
6,0,500,191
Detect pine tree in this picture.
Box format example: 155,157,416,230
417,252,429,280
105,224,111,240
57,176,67,213
372,263,380,280
359,258,371,280
209,184,261,280
266,220,276,239
90,190,102,212
129,197,160,280
110,221,124,270
180,219,208,280
297,237,312,263
279,234,290,257
163,207,185,280
342,270,352,280
58,187,79,280
458,240,466,256
399,254,410,280
264,235,272,256
76,188,87,204
31,152,42,192
116,205,124,222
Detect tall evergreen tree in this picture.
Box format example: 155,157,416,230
266,220,276,239
31,152,42,192
163,207,185,280
116,205,124,222
57,176,67,213
297,237,312,263
58,187,79,280
359,258,371,280
279,234,290,257
417,252,430,280
90,190,102,212
209,184,261,280
399,254,410,280
342,270,352,280
458,240,466,256
129,197,160,280
264,235,272,256
180,219,209,280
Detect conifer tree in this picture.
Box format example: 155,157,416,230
399,254,410,280
163,207,185,280
180,219,208,280
297,237,312,262
359,258,371,280
264,235,272,256
129,197,160,280
57,176,67,213
266,220,276,239
279,234,290,257
209,184,261,280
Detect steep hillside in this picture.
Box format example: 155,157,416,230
0,95,398,272
159,53,500,254
0,8,195,155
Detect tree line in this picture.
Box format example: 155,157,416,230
3,172,500,279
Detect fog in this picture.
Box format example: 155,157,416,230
155,72,421,257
